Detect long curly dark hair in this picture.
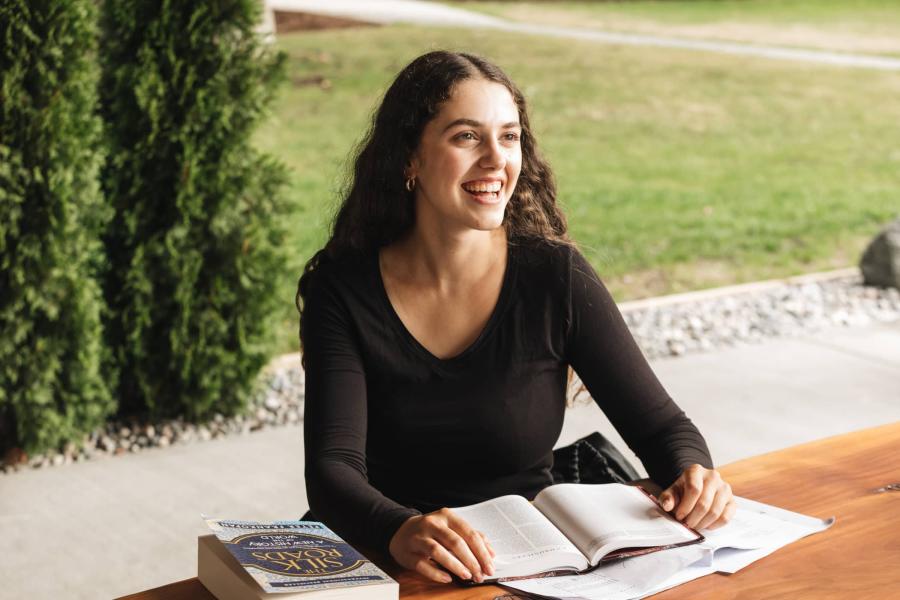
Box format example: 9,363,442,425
296,50,573,365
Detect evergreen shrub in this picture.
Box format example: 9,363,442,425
99,1,288,421
0,0,114,455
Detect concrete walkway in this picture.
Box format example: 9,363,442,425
268,0,900,71
2,320,898,599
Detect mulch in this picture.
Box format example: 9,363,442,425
274,10,379,34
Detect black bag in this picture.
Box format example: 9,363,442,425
550,431,640,485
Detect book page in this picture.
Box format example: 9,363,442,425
502,569,641,600
451,495,588,577
504,544,707,600
533,484,697,563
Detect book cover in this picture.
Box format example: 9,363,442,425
202,516,395,594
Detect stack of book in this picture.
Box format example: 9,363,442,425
199,517,397,600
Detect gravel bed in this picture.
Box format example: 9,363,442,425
622,271,900,359
3,271,898,475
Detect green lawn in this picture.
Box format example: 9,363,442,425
258,24,900,354
450,0,900,57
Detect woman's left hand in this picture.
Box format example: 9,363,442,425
657,464,736,531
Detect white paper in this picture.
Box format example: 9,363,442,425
639,497,834,597
634,562,717,599
503,545,706,600
503,496,833,600
695,497,834,572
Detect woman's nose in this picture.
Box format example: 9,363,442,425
479,138,507,170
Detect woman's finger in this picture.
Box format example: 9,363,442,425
457,525,494,583
423,538,475,581
674,467,706,521
465,529,494,576
430,526,481,581
695,483,731,531
412,555,452,583
479,531,496,559
446,516,493,578
443,511,492,581
706,498,737,530
658,485,681,513
684,476,719,529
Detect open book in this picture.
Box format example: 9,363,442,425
451,483,703,582
501,496,835,600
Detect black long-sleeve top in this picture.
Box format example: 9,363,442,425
301,238,712,555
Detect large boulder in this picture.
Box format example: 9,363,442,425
860,217,900,289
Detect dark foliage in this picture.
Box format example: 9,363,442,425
0,0,114,455
99,0,288,421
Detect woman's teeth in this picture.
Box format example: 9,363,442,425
462,182,502,193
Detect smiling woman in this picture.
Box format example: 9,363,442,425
382,77,524,360
295,51,734,586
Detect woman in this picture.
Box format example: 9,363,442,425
296,51,734,585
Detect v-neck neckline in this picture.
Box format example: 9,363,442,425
374,242,518,367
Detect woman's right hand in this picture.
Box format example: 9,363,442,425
388,508,496,584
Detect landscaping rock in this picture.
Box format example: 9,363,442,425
3,447,28,468
860,217,900,289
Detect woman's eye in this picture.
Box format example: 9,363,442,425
454,131,519,142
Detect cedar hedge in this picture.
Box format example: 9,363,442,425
98,1,289,422
0,0,115,455
1,0,288,458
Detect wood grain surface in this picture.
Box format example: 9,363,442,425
118,422,900,600
650,420,900,600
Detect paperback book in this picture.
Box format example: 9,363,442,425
199,516,398,600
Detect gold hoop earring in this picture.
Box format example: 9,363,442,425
405,176,416,192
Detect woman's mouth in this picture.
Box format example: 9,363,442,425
461,181,503,204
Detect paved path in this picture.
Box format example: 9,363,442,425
2,320,898,600
268,0,900,71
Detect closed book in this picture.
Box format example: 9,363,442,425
198,518,398,600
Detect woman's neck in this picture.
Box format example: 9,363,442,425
387,226,507,294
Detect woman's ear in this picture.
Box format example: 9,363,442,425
404,157,418,180
406,146,425,176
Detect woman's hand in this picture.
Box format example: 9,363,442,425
388,508,496,584
658,464,736,531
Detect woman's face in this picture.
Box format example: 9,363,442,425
408,78,522,235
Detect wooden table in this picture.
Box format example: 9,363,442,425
120,422,900,600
